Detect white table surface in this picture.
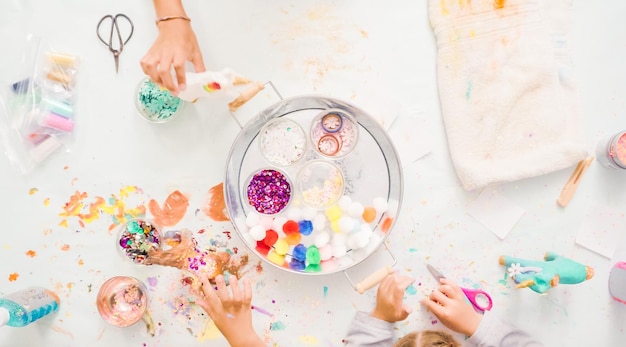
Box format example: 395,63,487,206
1,1,625,346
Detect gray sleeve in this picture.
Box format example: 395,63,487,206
344,311,395,347
466,311,544,347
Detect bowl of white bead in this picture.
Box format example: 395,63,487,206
224,95,403,290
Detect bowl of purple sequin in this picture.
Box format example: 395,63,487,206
224,95,403,278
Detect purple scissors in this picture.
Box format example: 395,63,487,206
426,264,493,312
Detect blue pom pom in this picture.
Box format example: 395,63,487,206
290,259,306,271
292,243,307,261
298,220,313,236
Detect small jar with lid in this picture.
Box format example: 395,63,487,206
595,131,626,170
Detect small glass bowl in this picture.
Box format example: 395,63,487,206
117,218,162,265
310,108,359,158
258,117,307,167
135,77,185,123
296,160,344,209
96,276,148,327
245,168,292,215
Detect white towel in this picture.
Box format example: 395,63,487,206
428,0,588,191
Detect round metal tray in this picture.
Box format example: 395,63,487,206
224,95,403,275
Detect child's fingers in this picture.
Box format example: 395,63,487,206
215,275,230,302
438,279,464,299
242,277,253,304
398,275,416,290
229,276,242,304
429,288,451,305
420,297,444,317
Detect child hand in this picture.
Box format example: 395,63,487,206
140,20,206,96
370,273,415,323
192,274,265,347
420,278,483,337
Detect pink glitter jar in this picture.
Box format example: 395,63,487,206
246,168,292,215
596,131,626,170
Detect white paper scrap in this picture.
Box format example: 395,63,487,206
467,187,526,240
575,204,626,258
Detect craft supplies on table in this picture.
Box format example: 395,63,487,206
0,36,80,173
224,95,403,286
96,14,134,74
0,287,60,328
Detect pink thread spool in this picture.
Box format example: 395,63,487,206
595,131,626,170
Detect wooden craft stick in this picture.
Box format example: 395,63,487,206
557,156,594,207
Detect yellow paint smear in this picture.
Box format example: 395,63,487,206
197,319,221,341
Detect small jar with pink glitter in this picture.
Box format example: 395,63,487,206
596,131,626,170
245,168,292,215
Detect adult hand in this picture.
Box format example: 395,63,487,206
420,278,483,337
140,20,206,96
193,274,265,347
370,273,415,323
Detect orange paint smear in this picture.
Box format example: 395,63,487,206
149,190,189,227
202,183,229,222
381,217,393,233
494,0,505,9
8,273,19,282
26,250,37,258
60,191,88,217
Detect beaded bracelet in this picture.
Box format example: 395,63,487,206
155,15,191,26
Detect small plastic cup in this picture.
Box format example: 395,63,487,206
297,160,344,209
245,168,292,215
310,109,358,158
117,218,162,265
96,276,148,327
135,77,185,123
258,117,307,166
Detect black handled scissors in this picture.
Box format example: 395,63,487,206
96,14,134,74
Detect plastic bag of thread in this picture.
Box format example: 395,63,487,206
0,36,80,173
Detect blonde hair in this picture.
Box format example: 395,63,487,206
393,330,461,347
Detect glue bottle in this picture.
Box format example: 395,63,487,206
0,287,60,327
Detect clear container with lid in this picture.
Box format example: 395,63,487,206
595,131,626,170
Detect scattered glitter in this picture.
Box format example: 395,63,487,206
28,188,38,195
25,250,37,257
44,198,50,207
8,272,19,282
405,285,417,295
270,321,286,331
247,169,291,214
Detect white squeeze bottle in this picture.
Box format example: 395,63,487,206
0,287,60,327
